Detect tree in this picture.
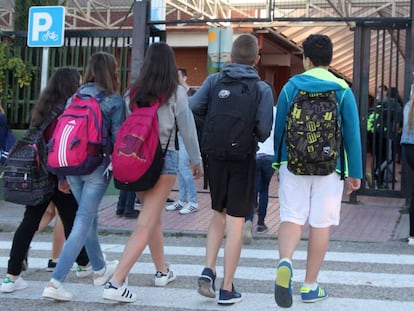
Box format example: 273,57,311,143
0,35,32,104
14,0,63,30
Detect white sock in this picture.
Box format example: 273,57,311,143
303,282,318,290
95,266,106,275
109,279,121,288
50,278,61,288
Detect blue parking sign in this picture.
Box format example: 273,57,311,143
27,6,65,47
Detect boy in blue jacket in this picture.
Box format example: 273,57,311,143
272,34,362,308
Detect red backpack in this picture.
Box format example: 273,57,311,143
47,91,107,176
112,98,170,191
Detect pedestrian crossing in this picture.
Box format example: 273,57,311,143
0,240,413,310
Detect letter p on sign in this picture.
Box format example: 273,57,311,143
27,6,65,47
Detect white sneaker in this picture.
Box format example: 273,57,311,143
103,281,137,303
76,263,93,278
42,284,73,301
165,201,186,211
179,202,199,214
408,237,414,246
243,220,253,245
93,260,119,286
0,275,28,293
154,266,176,286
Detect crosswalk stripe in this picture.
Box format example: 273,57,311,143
0,256,412,288
1,240,413,310
0,241,413,265
3,281,414,311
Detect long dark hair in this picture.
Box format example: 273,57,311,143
130,42,179,108
83,51,119,94
31,67,80,127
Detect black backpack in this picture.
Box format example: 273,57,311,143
2,108,61,206
284,90,344,176
201,74,259,160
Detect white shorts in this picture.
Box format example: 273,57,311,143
278,165,344,227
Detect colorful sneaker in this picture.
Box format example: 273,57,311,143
301,285,328,303
0,275,28,293
243,220,253,245
46,259,57,272
154,266,176,286
103,281,137,303
165,200,186,211
42,283,72,301
93,260,119,286
179,202,198,214
76,263,93,278
197,267,216,298
218,284,242,305
274,259,293,308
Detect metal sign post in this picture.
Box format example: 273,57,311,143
27,6,65,91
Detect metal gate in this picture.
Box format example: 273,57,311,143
353,20,412,200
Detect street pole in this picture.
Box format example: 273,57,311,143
131,0,150,83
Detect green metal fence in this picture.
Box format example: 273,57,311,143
2,30,133,129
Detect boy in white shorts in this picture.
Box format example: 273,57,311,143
272,34,362,308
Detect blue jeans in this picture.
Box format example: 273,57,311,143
117,190,136,213
177,134,197,204
51,163,109,282
246,154,275,225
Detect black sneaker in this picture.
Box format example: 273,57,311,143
123,210,140,219
257,224,268,233
198,267,216,298
115,209,124,217
218,284,242,305
46,259,57,272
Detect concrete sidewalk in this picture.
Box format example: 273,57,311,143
0,176,408,242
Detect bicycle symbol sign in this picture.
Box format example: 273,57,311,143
28,6,65,47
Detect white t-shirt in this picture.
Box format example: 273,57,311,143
257,106,276,156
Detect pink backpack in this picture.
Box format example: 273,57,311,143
47,91,107,176
112,98,169,191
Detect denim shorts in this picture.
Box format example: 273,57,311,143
161,150,178,175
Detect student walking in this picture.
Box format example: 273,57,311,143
116,190,139,218
42,53,126,301
102,42,202,303
401,83,414,246
166,67,199,214
1,67,90,293
272,34,362,308
0,102,15,165
243,104,277,244
190,33,274,305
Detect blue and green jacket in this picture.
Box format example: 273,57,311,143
273,68,363,179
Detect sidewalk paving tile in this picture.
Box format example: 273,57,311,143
98,175,407,242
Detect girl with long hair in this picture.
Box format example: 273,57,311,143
1,67,90,293
42,52,126,301
102,42,202,302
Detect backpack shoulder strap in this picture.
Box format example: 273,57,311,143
31,104,65,132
